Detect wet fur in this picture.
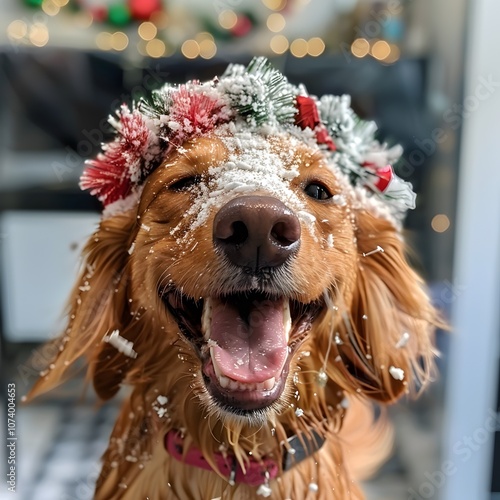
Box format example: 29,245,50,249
28,135,439,499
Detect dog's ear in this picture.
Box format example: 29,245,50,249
330,209,439,403
26,211,137,401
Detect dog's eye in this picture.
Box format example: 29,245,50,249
170,176,201,191
304,182,332,200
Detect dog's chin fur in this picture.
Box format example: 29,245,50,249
27,133,441,499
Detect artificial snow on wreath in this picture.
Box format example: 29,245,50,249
81,57,416,226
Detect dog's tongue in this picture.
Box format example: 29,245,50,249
209,297,289,383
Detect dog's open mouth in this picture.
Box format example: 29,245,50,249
163,289,321,414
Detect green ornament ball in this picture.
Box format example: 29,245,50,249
24,0,43,7
108,4,131,26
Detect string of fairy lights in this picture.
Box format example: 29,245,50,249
6,0,401,65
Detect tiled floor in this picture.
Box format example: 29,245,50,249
14,403,117,500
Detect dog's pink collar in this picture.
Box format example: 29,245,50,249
165,430,278,486
165,428,325,487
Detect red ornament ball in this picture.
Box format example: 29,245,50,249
91,6,108,23
129,0,162,20
231,15,253,37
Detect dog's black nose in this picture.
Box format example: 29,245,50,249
213,196,301,271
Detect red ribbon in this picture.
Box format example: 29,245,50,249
295,96,336,151
315,128,336,151
295,95,320,129
362,162,394,192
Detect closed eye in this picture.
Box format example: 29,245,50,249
170,176,201,192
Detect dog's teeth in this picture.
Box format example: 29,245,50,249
283,300,292,342
215,372,276,392
255,377,276,391
254,377,275,391
229,379,239,391
238,382,253,391
263,377,276,391
219,375,230,389
202,298,212,340
211,348,222,378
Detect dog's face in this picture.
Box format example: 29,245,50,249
133,131,358,419
27,127,439,499
30,128,437,432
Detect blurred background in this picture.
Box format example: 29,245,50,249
0,0,498,499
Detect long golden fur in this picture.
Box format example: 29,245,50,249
28,133,439,499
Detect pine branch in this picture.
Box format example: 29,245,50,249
138,86,173,119
222,57,296,126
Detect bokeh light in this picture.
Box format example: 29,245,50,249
7,20,28,40
308,37,325,57
29,23,49,47
431,214,451,233
218,10,237,30
371,40,391,61
351,38,370,58
110,32,129,51
146,39,166,58
290,38,308,58
267,13,286,33
138,22,157,41
181,39,200,59
270,34,289,54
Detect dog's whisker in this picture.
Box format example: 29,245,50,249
206,415,223,445
342,312,378,377
291,371,326,387
176,372,199,383
322,289,339,312
323,331,334,368
155,267,174,295
240,422,265,440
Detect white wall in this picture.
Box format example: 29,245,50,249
443,0,500,498
0,211,99,342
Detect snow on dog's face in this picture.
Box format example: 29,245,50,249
134,130,358,419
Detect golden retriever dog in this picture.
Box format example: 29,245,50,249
28,58,439,499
